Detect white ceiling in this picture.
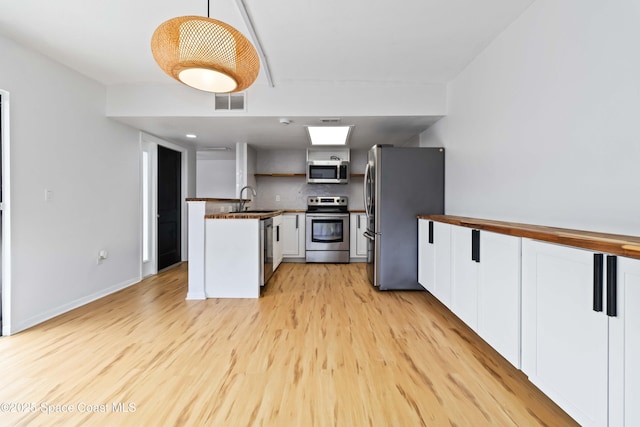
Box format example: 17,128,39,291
0,0,534,150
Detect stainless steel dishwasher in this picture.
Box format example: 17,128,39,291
260,218,274,286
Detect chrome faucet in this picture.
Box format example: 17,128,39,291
239,185,257,211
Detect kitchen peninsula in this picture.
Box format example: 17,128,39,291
186,198,284,299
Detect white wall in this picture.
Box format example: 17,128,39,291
196,159,236,198
0,34,141,334
107,81,447,118
421,0,640,236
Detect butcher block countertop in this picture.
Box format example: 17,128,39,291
419,214,640,260
206,210,285,219
186,198,246,202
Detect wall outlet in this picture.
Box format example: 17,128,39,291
275,195,281,202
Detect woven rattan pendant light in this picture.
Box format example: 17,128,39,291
151,1,260,93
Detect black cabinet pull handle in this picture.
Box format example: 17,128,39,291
593,254,603,312
471,229,480,262
428,221,434,244
276,225,280,242
607,255,617,317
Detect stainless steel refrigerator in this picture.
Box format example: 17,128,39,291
363,145,444,290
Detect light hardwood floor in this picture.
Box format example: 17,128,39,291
0,263,577,426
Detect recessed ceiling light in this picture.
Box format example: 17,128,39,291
186,134,197,138
306,126,352,145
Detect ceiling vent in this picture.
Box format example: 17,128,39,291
320,118,341,124
215,93,246,111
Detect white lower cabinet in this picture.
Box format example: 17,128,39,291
273,214,283,270
450,225,521,367
418,219,452,307
419,220,640,426
418,219,432,291
477,230,521,368
282,213,305,259
350,213,367,259
421,221,520,367
450,225,480,330
609,256,640,427
522,239,608,427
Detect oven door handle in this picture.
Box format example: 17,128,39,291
363,230,376,241
306,214,350,220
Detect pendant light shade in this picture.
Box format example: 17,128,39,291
151,16,260,93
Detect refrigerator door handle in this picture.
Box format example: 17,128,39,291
363,162,371,219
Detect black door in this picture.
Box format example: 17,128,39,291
157,145,181,270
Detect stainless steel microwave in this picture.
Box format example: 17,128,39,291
307,160,349,184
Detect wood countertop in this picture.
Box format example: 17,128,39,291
206,210,285,219
186,198,246,202
418,214,640,260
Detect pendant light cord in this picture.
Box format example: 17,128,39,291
207,0,210,18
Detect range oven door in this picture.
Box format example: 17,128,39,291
305,213,350,251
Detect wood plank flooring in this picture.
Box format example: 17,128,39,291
0,263,577,426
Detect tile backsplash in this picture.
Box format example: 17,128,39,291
250,148,367,210
252,177,365,210
196,148,369,210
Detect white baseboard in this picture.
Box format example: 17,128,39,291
8,276,140,335
185,292,206,300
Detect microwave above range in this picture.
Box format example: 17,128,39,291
307,160,349,184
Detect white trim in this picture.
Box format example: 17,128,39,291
139,132,189,278
10,276,139,335
140,140,157,277
0,90,12,336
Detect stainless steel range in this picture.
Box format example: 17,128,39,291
305,196,350,263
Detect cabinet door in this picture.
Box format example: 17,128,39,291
273,215,283,269
282,214,304,258
451,225,479,330
356,214,367,257
418,220,452,306
609,256,640,427
522,239,608,427
477,231,521,368
418,219,434,292
432,222,452,307
350,213,367,259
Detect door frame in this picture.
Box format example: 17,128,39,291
1,90,12,336
140,132,188,278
